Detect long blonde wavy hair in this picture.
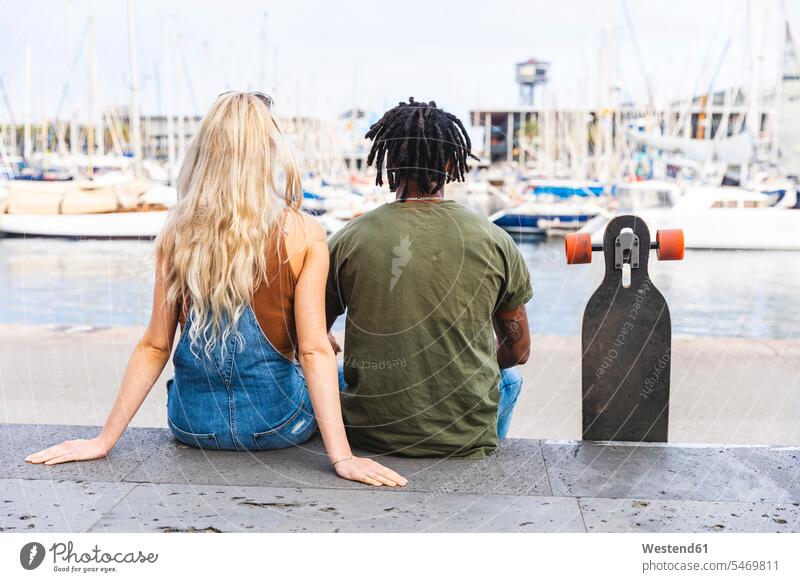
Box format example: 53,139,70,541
156,92,302,355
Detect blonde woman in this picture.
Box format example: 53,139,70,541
26,92,406,488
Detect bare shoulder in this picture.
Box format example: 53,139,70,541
282,210,327,274
284,210,325,247
297,211,326,241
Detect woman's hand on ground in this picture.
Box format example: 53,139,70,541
332,457,408,487
25,438,109,466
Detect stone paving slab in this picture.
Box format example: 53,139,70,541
125,433,552,497
0,424,168,483
542,441,800,504
725,447,800,501
5,424,800,533
579,497,800,533
89,483,583,533
0,478,134,533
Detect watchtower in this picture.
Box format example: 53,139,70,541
516,59,550,106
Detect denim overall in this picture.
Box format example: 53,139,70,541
166,306,317,451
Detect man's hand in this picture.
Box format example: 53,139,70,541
25,438,109,466
327,332,342,354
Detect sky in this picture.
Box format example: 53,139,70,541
0,0,798,127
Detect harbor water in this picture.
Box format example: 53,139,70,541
2,237,798,340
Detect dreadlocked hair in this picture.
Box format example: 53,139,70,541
365,97,478,195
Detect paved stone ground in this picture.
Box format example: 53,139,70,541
2,325,799,446
2,424,800,533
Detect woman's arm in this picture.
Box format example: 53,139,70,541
293,215,406,487
26,257,178,465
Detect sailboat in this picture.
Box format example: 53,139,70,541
0,6,173,240
489,179,605,236
581,6,800,251
0,177,170,239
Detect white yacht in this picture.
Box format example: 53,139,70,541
0,178,172,239
0,209,169,239
581,180,800,250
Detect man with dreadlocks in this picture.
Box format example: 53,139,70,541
325,98,532,458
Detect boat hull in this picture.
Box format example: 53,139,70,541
583,208,800,250
0,210,169,239
494,213,595,235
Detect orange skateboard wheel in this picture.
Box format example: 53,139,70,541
656,229,685,261
565,232,593,264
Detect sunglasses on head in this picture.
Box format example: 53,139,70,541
218,91,274,109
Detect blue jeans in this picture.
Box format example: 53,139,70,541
166,306,317,451
337,365,523,439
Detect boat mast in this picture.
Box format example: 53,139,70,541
94,29,104,158
746,0,763,183
258,11,269,91
778,0,800,176
23,45,31,162
175,36,185,163
38,97,46,155
0,76,18,157
161,22,176,184
87,16,95,179
127,0,143,178
603,0,615,186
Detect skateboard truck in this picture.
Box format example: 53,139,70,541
564,216,684,443
566,228,684,265
615,230,639,269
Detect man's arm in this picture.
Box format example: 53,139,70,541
492,304,531,369
325,229,347,330
326,311,339,333
325,301,340,354
324,233,346,353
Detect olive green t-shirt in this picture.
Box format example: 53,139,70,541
326,200,533,458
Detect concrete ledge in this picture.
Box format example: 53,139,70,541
4,325,800,446
2,424,799,533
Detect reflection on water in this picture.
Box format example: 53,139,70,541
0,238,155,327
1,237,798,339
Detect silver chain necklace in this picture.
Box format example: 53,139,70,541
395,196,445,202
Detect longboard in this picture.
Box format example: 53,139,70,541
565,215,684,442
